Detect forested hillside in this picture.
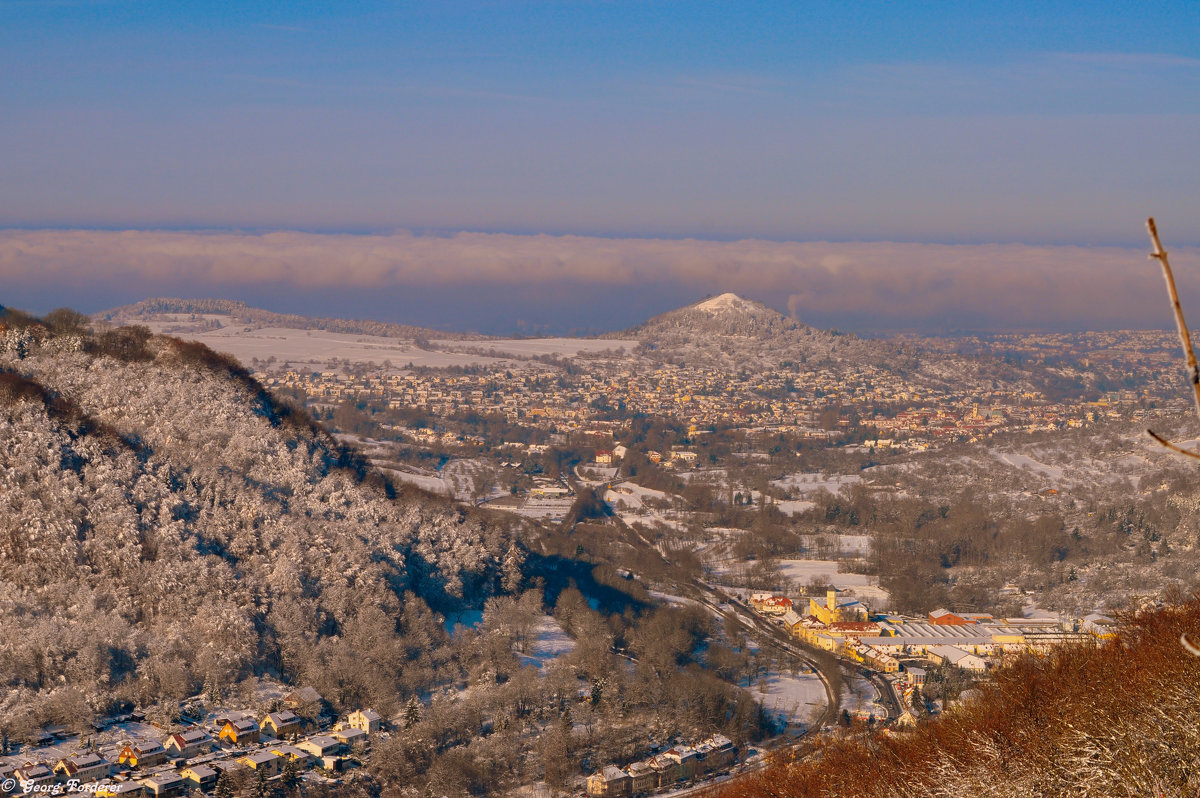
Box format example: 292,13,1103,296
0,308,520,735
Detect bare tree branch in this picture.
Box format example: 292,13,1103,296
1146,429,1200,461
1145,217,1200,456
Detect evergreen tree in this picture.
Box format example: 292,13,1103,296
280,757,302,794
253,766,271,798
214,772,234,798
403,695,422,729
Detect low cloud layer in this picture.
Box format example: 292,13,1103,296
2,229,1196,334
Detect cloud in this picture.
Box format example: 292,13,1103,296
1,228,1196,332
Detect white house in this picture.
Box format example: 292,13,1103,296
927,645,987,672
347,708,383,734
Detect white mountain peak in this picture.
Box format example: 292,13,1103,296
695,292,755,313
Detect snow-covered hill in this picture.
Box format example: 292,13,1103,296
0,311,521,726
622,292,892,368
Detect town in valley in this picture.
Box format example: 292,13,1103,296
1,294,1189,796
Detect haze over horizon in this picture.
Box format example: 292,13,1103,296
2,1,1198,334
4,229,1200,337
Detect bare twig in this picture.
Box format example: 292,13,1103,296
1146,219,1200,657
1146,430,1200,461
1145,217,1200,456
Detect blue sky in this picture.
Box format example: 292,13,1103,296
1,2,1199,332
3,1,1198,242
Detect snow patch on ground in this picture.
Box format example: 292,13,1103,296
605,481,688,530
382,468,452,495
996,452,1066,483
774,560,875,587
772,473,862,495
519,616,577,670
842,675,883,717
604,481,669,510
833,535,872,556
145,324,519,371
649,590,701,608
576,465,619,485
753,672,827,725
431,337,639,359
776,499,816,516
712,558,874,589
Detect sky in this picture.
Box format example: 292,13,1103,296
2,1,1199,334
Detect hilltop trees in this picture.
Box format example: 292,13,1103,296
0,312,521,730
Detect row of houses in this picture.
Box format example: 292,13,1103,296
0,707,384,797
1,732,365,797
586,736,736,797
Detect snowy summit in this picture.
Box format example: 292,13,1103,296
695,292,759,315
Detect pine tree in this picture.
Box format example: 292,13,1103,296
214,771,234,798
280,757,302,794
403,695,422,729
253,766,271,798
205,678,220,706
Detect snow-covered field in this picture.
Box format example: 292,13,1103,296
772,473,862,495
648,589,702,608
135,320,637,373
841,675,884,718
576,465,619,485
970,435,1159,494
776,499,816,516
604,481,690,531
379,459,497,501
604,481,670,510
711,558,876,589
836,535,872,556
995,452,1066,483
518,616,577,670
139,323,515,371
710,557,889,606
753,672,827,726
432,337,638,358
677,468,725,483
381,467,453,495
773,559,876,588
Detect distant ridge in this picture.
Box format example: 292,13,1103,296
101,297,474,341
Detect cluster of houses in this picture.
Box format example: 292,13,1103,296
748,593,794,616
0,691,384,798
267,346,1154,445
586,735,736,797
754,589,1105,676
